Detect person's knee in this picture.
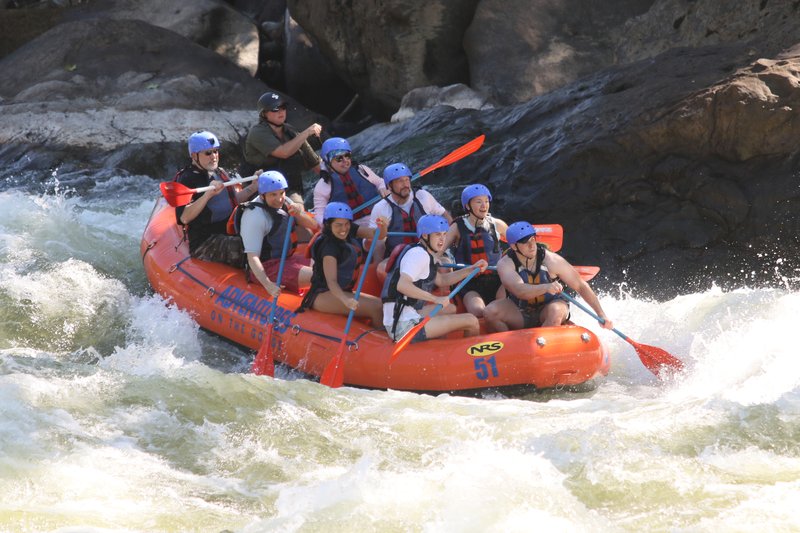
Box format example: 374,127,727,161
483,302,500,322
467,299,486,318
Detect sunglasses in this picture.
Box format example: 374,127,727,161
269,104,287,112
203,149,219,156
332,153,352,163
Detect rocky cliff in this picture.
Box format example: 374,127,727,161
1,0,799,298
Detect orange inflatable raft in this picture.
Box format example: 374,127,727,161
141,199,610,394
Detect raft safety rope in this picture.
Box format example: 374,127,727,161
173,257,379,349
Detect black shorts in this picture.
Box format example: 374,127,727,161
520,299,570,328
191,234,245,268
459,272,502,303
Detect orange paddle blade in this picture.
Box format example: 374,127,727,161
251,328,275,376
574,265,600,281
419,135,485,177
159,181,197,207
628,338,684,377
389,316,430,363
533,224,563,252
320,342,346,388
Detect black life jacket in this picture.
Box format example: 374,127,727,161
228,199,297,260
174,166,237,223
380,243,437,338
308,229,364,292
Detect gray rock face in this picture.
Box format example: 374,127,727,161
3,0,800,297
349,43,800,297
74,0,260,75
288,0,480,118
391,83,493,122
0,17,275,177
465,0,655,105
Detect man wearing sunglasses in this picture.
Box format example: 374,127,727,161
244,91,322,203
483,221,614,333
174,130,258,268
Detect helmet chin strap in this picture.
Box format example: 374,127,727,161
421,236,436,253
514,243,536,262
467,207,485,225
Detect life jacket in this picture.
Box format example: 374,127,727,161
323,166,379,220
227,199,297,260
381,243,437,338
452,217,502,272
507,244,561,309
383,193,427,251
174,166,238,223
308,229,364,292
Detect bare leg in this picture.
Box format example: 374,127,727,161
540,300,570,327
462,290,487,318
312,291,383,325
423,313,480,339
484,298,525,332
376,258,389,284
298,265,313,289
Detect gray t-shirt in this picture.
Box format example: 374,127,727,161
240,197,278,256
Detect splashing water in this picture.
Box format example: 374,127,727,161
1,172,799,532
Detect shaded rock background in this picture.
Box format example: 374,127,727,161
2,0,800,298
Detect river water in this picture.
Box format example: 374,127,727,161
1,168,799,532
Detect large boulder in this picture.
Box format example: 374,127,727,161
349,42,800,297
73,0,260,76
464,0,655,105
288,0,480,118
0,17,324,177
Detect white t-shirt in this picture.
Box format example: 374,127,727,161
312,164,386,226
240,197,279,256
382,245,434,328
368,189,447,229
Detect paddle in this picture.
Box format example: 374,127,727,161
441,263,600,282
319,229,382,388
160,174,258,207
532,224,563,253
350,134,486,214
389,266,481,363
574,265,600,282
559,293,684,378
251,216,296,376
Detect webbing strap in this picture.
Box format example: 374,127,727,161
173,258,379,348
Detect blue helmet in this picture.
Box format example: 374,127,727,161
383,163,413,188
461,184,492,211
416,214,449,237
324,202,353,221
188,131,220,155
506,221,537,245
257,171,288,194
321,137,352,162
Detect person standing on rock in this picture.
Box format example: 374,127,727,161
175,130,258,268
244,91,322,205
483,221,614,332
